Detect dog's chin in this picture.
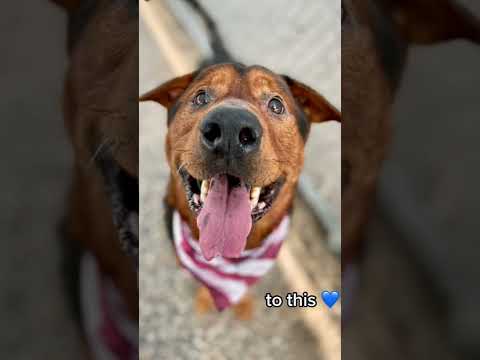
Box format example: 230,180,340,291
179,168,284,223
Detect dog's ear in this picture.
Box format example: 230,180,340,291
139,72,196,108
385,0,480,44
283,76,341,123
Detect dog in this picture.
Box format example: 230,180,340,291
342,0,480,357
342,0,480,268
52,0,138,358
140,26,340,316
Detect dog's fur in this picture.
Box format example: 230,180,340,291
342,0,480,267
343,0,480,357
53,0,139,324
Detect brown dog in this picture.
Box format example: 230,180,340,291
342,0,480,357
53,0,138,358
342,0,480,268
141,63,340,314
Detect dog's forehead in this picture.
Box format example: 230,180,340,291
195,64,286,93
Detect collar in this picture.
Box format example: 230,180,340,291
172,210,290,311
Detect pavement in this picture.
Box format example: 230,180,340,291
138,4,340,358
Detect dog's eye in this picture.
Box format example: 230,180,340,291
268,97,284,115
193,90,210,106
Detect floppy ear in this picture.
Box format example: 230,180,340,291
386,0,480,44
139,72,196,108
283,76,341,123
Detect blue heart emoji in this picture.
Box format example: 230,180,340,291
321,291,339,308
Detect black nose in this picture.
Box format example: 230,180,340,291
200,107,262,158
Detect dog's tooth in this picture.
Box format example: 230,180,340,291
250,186,261,209
200,180,209,202
250,186,261,200
258,202,266,210
193,194,200,205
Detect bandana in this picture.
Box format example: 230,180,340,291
80,253,138,360
172,210,290,310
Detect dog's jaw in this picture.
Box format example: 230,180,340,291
178,168,285,223
97,153,139,269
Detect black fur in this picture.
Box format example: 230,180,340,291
183,0,234,65
164,200,175,242
282,75,312,141
371,1,408,91
67,0,98,52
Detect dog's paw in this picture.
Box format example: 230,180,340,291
233,293,254,320
195,286,215,315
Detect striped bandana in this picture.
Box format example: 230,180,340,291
172,210,290,310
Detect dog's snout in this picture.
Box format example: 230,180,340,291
200,107,262,157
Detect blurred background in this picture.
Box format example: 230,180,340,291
345,1,480,359
139,0,340,359
0,1,85,358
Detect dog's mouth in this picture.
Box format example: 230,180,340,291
179,169,284,260
97,154,139,269
179,169,284,222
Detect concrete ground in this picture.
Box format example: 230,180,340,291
0,2,85,359
138,2,341,358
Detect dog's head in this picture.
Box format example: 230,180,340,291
341,0,480,265
141,63,340,260
61,0,139,265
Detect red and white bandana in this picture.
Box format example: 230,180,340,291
172,210,290,310
81,253,138,360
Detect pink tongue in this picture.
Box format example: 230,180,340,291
197,174,252,260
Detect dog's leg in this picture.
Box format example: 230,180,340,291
195,286,253,319
233,292,253,320
195,286,215,314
